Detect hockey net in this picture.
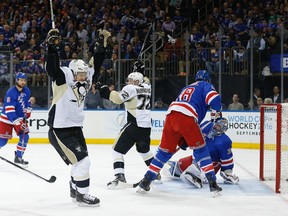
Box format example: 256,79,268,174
260,103,288,193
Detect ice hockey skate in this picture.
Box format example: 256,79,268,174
220,170,239,184
76,190,100,207
14,151,28,167
207,174,222,198
137,173,153,193
107,173,127,189
69,181,76,202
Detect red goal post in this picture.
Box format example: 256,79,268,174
260,103,288,193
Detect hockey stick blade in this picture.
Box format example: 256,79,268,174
117,181,140,188
48,175,57,183
0,155,57,183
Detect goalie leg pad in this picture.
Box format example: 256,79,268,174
220,169,239,184
167,161,181,177
180,162,204,188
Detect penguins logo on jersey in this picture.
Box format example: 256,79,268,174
71,81,90,106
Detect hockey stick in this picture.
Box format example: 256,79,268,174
119,147,182,189
49,0,55,28
117,181,140,188
20,115,27,158
0,156,57,183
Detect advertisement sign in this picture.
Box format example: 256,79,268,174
270,54,288,72
11,110,262,148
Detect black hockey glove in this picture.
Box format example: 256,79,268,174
47,28,60,45
132,60,145,75
99,85,111,100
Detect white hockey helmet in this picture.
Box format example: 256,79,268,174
126,72,143,85
69,59,89,76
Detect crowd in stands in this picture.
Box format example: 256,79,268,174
1,0,288,108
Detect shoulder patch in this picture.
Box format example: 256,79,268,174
7,97,10,103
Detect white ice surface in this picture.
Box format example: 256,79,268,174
1,144,288,216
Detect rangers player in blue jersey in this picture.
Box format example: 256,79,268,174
138,70,223,195
0,72,32,166
166,118,239,188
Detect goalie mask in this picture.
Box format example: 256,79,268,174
69,59,89,80
126,72,143,85
207,118,228,139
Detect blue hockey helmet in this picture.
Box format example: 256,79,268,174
16,72,27,80
208,118,228,139
195,70,211,82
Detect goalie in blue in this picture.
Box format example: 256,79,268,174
165,118,239,188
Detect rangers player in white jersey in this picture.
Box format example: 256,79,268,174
45,28,99,207
99,66,156,189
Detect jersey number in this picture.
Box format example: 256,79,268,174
138,95,151,110
179,87,195,101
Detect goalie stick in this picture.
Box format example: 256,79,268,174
0,155,56,183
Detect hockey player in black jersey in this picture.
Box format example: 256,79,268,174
45,28,99,207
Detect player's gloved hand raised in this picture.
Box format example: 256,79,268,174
47,28,60,45
132,60,145,75
13,118,29,135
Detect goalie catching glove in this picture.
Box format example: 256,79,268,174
47,28,60,45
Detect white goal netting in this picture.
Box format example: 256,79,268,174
260,103,288,193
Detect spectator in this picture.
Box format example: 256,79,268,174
60,45,73,60
162,15,176,37
248,88,261,110
264,98,273,104
191,42,209,73
0,97,3,109
0,56,9,86
205,40,221,75
154,100,168,110
270,85,281,103
189,26,204,48
228,94,244,110
163,36,183,75
84,84,102,109
0,33,8,46
14,25,27,47
29,96,41,108
255,97,263,110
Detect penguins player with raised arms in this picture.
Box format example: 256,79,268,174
45,28,99,207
